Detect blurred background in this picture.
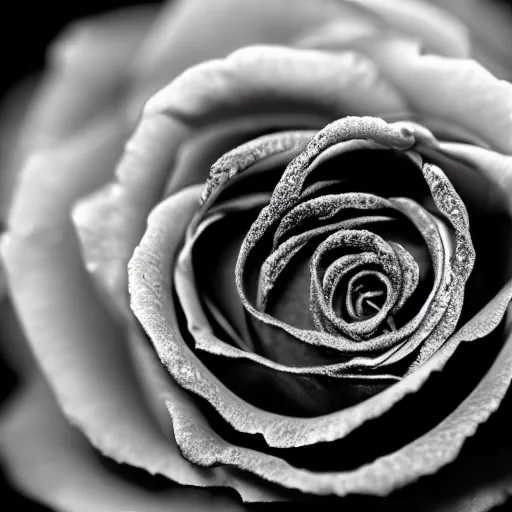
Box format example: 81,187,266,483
1,2,162,508
1,0,511,103
0,0,162,96
0,0,511,510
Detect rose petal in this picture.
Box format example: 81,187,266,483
202,130,314,204
293,36,512,154
428,0,512,81
130,183,512,450
168,307,512,496
0,77,39,220
0,378,244,511
348,0,470,57
113,45,407,299
2,118,245,496
368,39,512,154
144,46,406,123
167,114,326,197
439,143,512,212
20,6,156,152
127,0,381,117
126,322,292,503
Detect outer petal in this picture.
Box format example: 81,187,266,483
1,114,286,503
1,117,169,470
428,0,512,81
127,0,381,116
369,39,512,153
172,387,512,510
117,45,406,249
0,378,244,512
439,143,512,211
0,78,39,220
292,35,512,153
128,0,470,118
1,6,157,226
19,6,156,153
169,344,512,497
348,0,470,57
1,6,155,294
1,119,205,493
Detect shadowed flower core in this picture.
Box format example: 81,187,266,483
174,117,474,398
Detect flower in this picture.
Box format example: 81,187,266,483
1,0,512,510
427,0,512,81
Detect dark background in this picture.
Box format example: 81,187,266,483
0,0,162,97
0,1,511,511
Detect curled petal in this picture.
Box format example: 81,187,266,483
114,46,408,295
130,183,512,449
174,199,398,380
309,229,403,340
234,118,473,373
369,38,512,153
202,130,314,203
168,305,512,496
169,117,323,197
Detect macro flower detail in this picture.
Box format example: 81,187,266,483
1,0,512,509
128,115,512,495
172,116,477,386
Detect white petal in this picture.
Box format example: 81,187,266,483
0,378,244,511
369,39,512,153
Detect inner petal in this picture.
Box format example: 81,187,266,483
257,214,392,311
346,271,390,321
309,229,402,340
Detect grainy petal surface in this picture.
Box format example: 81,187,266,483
3,0,512,507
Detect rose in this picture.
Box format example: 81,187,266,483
2,0,512,510
1,1,512,511
427,0,512,81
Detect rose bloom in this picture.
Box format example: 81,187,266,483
1,0,512,510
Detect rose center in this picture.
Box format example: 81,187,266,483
345,272,388,322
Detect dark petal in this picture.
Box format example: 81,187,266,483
180,197,396,416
